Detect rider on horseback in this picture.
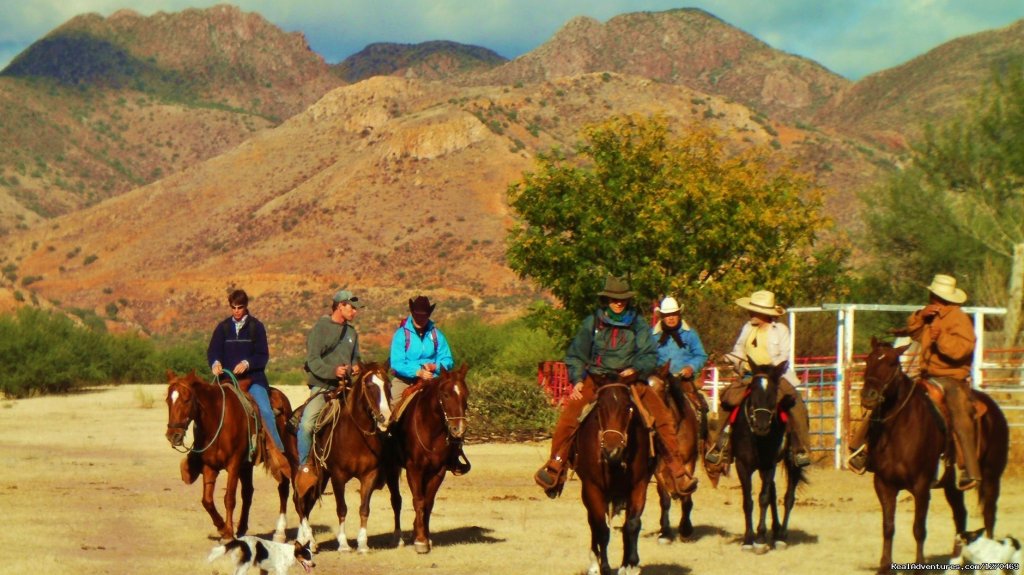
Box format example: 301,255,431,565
297,290,363,475
704,290,813,468
651,296,710,432
847,274,981,491
389,295,471,476
534,277,700,499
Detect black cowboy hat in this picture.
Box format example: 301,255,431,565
409,295,436,320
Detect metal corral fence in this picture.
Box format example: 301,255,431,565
537,350,1024,470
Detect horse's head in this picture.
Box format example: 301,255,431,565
861,336,911,410
437,364,470,440
745,360,788,437
358,362,393,432
165,370,202,447
591,375,634,464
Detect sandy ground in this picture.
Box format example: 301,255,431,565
0,384,1021,575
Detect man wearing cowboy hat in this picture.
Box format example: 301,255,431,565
705,290,813,468
847,274,981,490
534,276,699,499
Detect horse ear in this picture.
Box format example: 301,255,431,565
870,335,879,348
894,343,912,355
657,363,670,377
459,363,469,376
773,361,789,380
165,369,176,382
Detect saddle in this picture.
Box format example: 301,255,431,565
916,379,987,470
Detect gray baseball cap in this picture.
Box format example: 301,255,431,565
332,289,364,308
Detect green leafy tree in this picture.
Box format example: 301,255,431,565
862,65,1024,345
506,115,847,342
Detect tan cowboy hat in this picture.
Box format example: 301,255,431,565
656,296,682,314
598,276,634,299
735,290,786,316
926,274,967,304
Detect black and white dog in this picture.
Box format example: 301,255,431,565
208,536,315,575
947,528,1021,575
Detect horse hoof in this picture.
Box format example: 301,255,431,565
657,536,672,545
618,565,641,575
741,544,754,552
775,540,788,550
273,532,286,543
753,543,770,555
414,540,430,554
357,546,369,555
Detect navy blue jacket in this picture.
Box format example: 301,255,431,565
207,315,270,387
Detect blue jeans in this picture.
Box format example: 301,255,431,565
297,388,328,466
248,382,285,452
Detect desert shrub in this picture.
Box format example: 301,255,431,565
468,371,558,439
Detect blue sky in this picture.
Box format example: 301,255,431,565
1,0,1023,80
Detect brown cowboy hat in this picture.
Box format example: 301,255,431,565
597,276,634,299
409,295,436,320
735,290,786,316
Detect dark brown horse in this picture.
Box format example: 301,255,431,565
292,362,397,553
164,370,292,542
730,360,804,553
573,374,654,575
386,364,470,553
859,337,1009,573
649,365,700,544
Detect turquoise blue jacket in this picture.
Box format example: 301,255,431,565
389,315,454,379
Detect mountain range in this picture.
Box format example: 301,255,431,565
0,4,1020,351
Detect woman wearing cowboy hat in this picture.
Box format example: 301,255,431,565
705,290,813,468
534,276,699,499
651,296,710,421
847,274,980,490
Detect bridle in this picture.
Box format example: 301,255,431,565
863,354,914,423
595,383,633,455
743,373,779,436
411,375,469,453
348,368,390,437
166,378,227,453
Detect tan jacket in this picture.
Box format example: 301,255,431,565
906,304,975,379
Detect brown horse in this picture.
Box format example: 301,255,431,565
729,360,804,553
292,362,397,553
860,337,1009,573
649,365,700,544
164,370,292,542
386,364,470,553
573,374,654,575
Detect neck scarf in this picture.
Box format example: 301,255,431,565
659,321,684,348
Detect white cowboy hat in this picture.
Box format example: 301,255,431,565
656,296,682,314
926,274,967,304
735,290,786,316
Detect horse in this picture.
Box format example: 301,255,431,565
859,337,1009,574
291,362,397,553
385,364,470,554
729,360,804,553
164,370,292,542
648,365,700,544
573,373,655,575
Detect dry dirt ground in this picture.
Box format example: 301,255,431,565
1,384,1021,575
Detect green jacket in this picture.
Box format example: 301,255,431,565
305,315,360,389
565,307,657,384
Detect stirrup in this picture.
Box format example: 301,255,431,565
846,445,867,475
534,463,565,498
957,472,979,491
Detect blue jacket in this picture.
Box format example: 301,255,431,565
389,316,454,379
207,315,269,387
654,321,708,377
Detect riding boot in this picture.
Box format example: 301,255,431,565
635,384,698,496
705,422,731,465
940,377,981,490
846,415,870,474
781,381,812,467
447,438,472,476
535,382,595,498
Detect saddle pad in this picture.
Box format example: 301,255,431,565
391,389,422,423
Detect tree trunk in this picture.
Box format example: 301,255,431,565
1005,243,1024,348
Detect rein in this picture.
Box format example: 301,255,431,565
867,365,915,424
168,375,228,454
348,370,386,437
410,378,467,455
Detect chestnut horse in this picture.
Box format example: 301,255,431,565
573,374,654,575
386,364,470,553
164,370,292,542
729,360,804,553
292,362,397,553
859,338,1008,574
649,365,700,544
